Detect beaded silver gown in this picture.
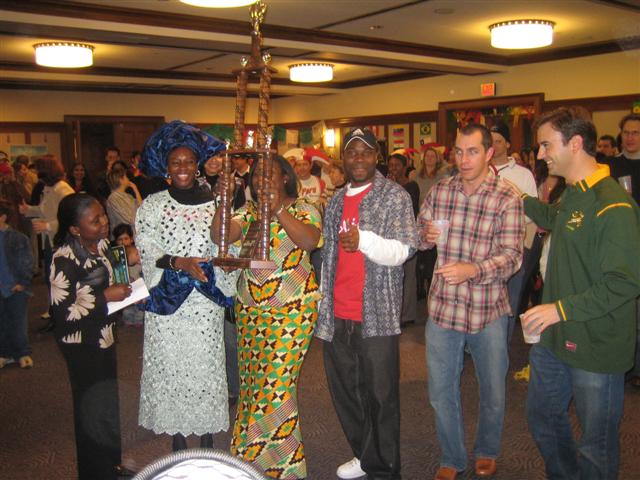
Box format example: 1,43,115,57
136,190,238,435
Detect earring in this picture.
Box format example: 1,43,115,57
195,170,201,177
165,173,170,179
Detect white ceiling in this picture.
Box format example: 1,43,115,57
0,0,638,97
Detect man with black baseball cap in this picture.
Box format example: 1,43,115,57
316,127,418,479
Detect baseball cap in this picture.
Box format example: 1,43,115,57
343,128,378,150
490,123,511,144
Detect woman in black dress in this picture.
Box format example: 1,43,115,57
50,193,132,480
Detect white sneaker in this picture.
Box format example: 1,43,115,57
337,457,365,479
0,357,15,369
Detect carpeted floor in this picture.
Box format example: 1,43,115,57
2,277,640,480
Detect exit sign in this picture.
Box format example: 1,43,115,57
481,83,496,97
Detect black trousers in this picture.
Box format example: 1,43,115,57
60,344,122,480
323,319,401,480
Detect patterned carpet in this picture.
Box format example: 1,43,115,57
2,277,640,480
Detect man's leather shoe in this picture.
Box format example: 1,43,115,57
475,458,497,477
114,464,136,477
434,466,458,480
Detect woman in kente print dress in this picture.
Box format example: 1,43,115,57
50,193,132,480
212,155,322,479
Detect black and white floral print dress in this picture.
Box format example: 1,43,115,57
50,237,116,349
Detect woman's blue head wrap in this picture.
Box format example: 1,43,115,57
140,120,226,178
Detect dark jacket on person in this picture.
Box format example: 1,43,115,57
1,226,33,292
316,171,418,340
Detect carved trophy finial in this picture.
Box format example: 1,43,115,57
250,0,267,35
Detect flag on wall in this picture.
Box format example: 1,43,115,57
300,128,313,145
392,126,405,148
273,125,286,143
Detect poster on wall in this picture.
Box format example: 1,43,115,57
9,144,48,163
285,129,299,147
416,122,437,148
312,120,326,145
391,126,405,149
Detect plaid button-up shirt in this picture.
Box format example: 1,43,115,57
418,173,524,333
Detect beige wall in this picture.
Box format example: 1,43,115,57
593,110,629,139
0,90,259,124
271,51,640,124
1,51,637,131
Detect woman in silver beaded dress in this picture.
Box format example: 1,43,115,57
136,121,239,451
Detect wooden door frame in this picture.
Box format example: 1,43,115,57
64,115,164,168
437,93,544,146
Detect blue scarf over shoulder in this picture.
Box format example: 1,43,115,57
142,261,233,315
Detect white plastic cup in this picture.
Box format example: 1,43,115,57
619,175,632,194
520,314,540,344
432,219,450,248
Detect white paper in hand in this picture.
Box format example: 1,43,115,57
107,278,150,315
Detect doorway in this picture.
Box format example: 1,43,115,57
64,115,164,174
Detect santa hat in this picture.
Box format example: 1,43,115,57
421,142,446,156
391,148,418,157
303,148,331,166
283,148,304,162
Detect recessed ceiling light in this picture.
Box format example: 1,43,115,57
369,25,383,30
434,8,455,15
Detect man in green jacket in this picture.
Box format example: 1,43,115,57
521,107,640,480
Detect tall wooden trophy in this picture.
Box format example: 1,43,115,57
213,0,276,269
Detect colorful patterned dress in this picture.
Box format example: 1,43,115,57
231,198,321,479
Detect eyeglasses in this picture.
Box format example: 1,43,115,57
622,130,640,137
343,148,376,160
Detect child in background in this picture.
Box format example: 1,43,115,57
0,201,34,369
113,223,144,326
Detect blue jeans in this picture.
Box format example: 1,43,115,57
0,291,31,359
527,345,624,480
426,315,509,471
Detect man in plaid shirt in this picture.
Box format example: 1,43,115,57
418,123,524,480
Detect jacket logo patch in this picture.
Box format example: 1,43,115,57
566,211,584,231
565,340,577,353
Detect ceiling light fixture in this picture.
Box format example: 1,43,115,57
34,42,94,68
289,63,334,83
489,19,554,49
179,0,257,7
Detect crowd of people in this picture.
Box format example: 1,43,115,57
1,109,640,480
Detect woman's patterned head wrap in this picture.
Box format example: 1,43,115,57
140,120,226,178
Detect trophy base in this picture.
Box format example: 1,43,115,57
213,256,276,269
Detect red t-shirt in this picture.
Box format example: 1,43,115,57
333,185,372,321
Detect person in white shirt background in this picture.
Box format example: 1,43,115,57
490,123,538,342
